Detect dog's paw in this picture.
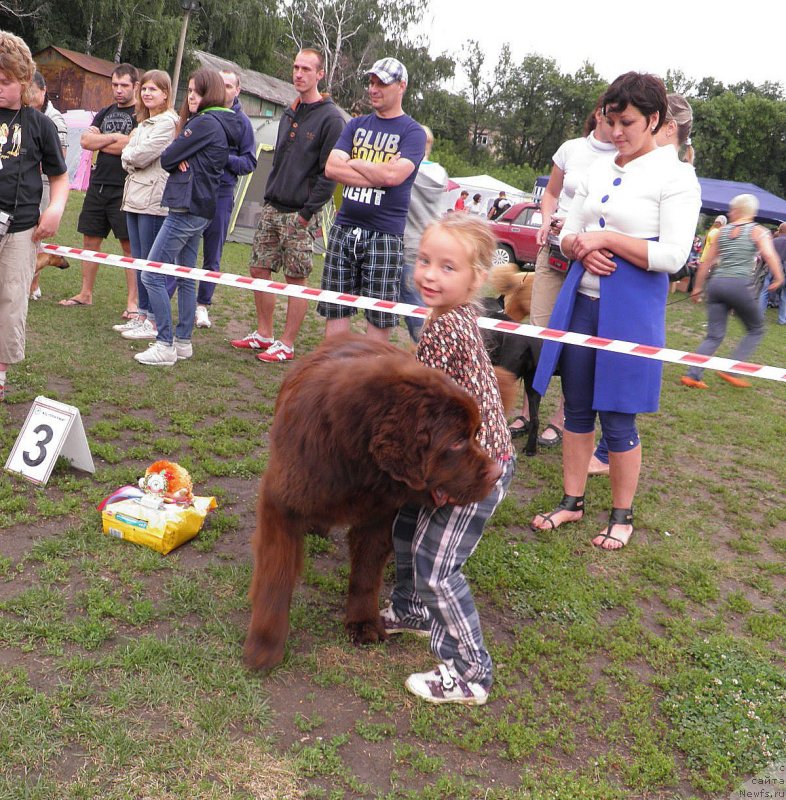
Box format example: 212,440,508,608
345,618,387,645
243,632,285,671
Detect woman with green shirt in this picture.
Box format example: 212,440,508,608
682,193,784,388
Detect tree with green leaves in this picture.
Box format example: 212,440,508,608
692,91,786,196
281,0,433,109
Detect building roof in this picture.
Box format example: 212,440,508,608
35,46,117,78
194,51,297,108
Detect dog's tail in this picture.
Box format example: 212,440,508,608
493,366,517,415
489,263,525,296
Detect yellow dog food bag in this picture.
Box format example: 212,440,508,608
102,495,217,555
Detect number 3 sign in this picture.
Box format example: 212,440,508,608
5,397,94,485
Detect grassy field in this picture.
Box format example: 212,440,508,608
1,190,785,799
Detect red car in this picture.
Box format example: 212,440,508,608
489,201,543,268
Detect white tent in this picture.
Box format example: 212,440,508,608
62,110,94,186
445,174,529,215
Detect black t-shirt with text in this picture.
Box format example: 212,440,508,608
89,103,136,186
0,106,67,233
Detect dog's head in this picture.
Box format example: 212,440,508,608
370,364,500,507
35,252,69,275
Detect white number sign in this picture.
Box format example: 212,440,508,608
5,397,94,485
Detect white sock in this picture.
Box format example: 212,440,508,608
0,370,6,386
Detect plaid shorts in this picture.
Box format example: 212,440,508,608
249,204,315,279
317,224,403,328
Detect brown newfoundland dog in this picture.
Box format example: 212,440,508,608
244,335,502,670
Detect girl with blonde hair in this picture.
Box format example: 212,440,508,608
382,213,514,705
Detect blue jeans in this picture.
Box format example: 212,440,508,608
141,212,209,345
198,185,235,306
759,272,786,324
126,212,174,317
399,261,425,342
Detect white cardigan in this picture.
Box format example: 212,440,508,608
121,109,178,216
561,145,701,295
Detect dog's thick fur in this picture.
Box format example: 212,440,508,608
244,335,502,671
490,264,535,322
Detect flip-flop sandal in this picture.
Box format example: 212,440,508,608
508,415,531,438
530,494,584,531
58,298,91,307
593,507,633,550
537,423,563,447
121,309,140,320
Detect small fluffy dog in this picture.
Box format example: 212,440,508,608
483,264,542,457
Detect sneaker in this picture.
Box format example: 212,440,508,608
174,340,193,360
230,331,274,350
195,305,211,329
134,342,177,366
405,663,488,706
29,287,42,301
379,604,431,638
680,375,708,389
257,340,294,363
719,371,751,388
113,316,144,333
122,319,157,340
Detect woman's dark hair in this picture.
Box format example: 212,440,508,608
473,193,481,202
177,68,226,131
32,70,50,112
601,72,668,133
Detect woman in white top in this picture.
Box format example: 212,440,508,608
510,99,615,445
115,70,178,340
467,193,484,215
530,72,701,550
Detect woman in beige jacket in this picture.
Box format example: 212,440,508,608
115,69,178,339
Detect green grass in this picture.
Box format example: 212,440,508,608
0,190,785,798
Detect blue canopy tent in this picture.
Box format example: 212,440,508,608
533,175,786,224
697,178,786,224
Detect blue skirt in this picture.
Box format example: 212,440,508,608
533,257,669,414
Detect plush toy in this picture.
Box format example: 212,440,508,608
139,460,193,505
489,263,535,322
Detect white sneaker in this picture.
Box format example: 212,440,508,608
405,663,489,706
195,305,211,329
174,340,193,360
379,604,431,638
122,319,157,340
113,316,144,333
134,341,177,366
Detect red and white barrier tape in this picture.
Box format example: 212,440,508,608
42,242,786,384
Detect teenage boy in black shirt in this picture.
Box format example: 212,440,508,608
60,63,138,315
0,30,68,401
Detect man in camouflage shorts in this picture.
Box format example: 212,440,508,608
231,48,344,362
